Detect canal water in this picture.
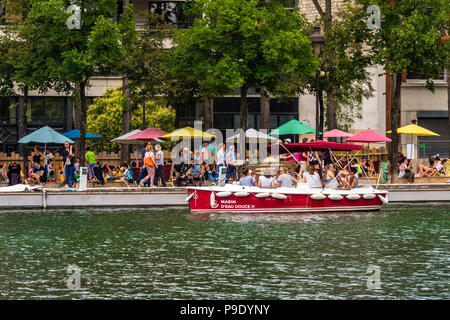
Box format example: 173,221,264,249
0,205,448,299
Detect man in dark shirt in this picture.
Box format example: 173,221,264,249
7,162,22,186
30,161,47,184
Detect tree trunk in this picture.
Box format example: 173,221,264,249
448,75,450,157
18,87,28,173
79,81,87,167
389,72,402,183
121,78,131,163
203,98,213,130
260,87,270,132
240,84,248,130
142,101,146,130
319,87,324,140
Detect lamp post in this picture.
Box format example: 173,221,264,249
309,26,325,141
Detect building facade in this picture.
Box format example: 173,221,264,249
0,0,448,158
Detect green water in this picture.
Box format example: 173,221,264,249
0,205,448,299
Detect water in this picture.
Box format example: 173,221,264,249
0,205,448,299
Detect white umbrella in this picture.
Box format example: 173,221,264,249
226,128,278,143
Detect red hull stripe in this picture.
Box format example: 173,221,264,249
190,205,382,214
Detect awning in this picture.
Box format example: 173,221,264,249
268,140,364,153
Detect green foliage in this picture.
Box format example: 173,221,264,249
356,0,450,79
165,0,318,104
86,88,176,152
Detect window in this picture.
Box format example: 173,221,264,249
29,97,65,122
407,68,447,82
0,97,17,124
149,1,194,28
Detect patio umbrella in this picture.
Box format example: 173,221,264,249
63,129,102,140
226,128,278,143
323,129,354,138
18,126,74,145
386,124,439,159
110,129,142,144
386,124,439,136
269,119,316,136
344,129,391,143
125,127,168,143
18,126,75,155
160,126,216,140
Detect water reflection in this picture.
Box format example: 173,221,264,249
0,205,448,299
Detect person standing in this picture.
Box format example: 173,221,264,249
136,141,150,185
139,144,156,187
62,141,75,188
216,143,226,169
226,145,237,182
201,142,211,165
153,144,166,187
85,147,97,181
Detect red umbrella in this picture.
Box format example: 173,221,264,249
344,129,391,143
268,140,364,153
125,127,168,141
323,129,353,138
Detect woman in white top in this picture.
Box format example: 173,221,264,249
302,165,322,188
139,144,157,187
258,169,273,188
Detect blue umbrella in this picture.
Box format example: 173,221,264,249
63,129,102,140
18,126,74,145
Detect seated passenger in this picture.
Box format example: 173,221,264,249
273,167,297,188
417,157,442,177
343,167,359,189
398,157,414,183
258,169,273,188
239,168,255,187
302,165,323,188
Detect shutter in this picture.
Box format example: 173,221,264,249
417,117,449,158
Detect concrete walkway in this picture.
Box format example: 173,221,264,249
0,184,449,209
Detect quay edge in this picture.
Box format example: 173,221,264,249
0,184,449,209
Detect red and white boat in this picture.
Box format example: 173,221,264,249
186,141,388,214
186,184,388,214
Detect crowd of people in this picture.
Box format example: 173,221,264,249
0,138,448,188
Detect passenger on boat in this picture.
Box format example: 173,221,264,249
258,169,274,188
239,168,256,187
336,166,350,188
273,167,298,188
302,165,323,188
343,167,359,189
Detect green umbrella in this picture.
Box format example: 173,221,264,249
269,119,316,136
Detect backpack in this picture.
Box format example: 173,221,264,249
125,168,134,182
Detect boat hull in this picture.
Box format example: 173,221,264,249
187,187,386,214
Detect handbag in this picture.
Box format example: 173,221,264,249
144,156,155,167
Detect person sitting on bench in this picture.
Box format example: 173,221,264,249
30,161,47,185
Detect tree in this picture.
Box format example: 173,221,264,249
356,0,450,182
310,0,375,136
23,0,123,165
118,2,138,162
166,0,318,130
86,87,175,152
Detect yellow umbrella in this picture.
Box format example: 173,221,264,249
160,126,216,139
387,124,439,159
386,124,440,136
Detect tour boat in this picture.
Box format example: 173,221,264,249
186,140,388,214
186,184,388,214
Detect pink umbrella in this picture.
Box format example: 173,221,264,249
323,129,354,138
125,127,168,141
344,129,391,143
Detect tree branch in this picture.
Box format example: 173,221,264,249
312,0,325,17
